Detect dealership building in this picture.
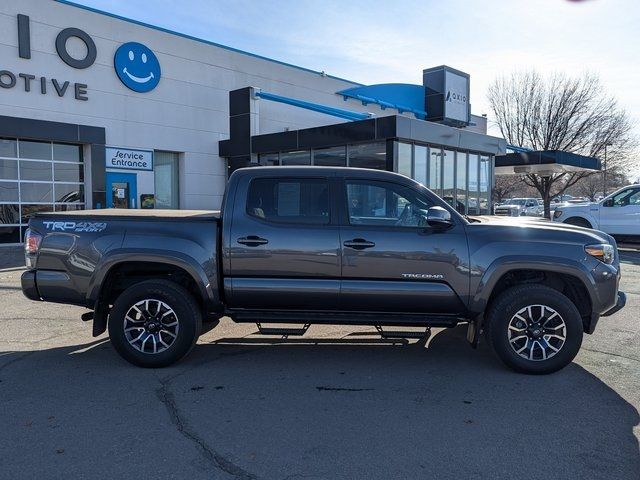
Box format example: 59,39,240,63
0,0,507,245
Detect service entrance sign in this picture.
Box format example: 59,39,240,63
105,146,153,171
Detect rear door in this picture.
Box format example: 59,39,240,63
225,174,341,310
338,178,469,314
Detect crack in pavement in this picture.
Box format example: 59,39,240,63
156,378,257,480
0,351,36,374
581,347,640,363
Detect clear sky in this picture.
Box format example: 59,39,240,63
71,0,639,141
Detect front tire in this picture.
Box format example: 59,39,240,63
108,280,202,368
485,285,583,374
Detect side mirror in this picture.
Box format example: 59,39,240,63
426,206,453,228
603,198,613,207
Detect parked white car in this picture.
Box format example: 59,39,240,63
494,198,544,217
552,185,640,240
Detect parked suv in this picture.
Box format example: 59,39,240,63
494,198,543,217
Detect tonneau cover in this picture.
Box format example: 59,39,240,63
34,208,220,220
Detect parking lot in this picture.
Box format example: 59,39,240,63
0,247,638,480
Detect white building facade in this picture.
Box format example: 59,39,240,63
0,0,505,245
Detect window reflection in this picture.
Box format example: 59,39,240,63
348,142,386,170
313,146,346,166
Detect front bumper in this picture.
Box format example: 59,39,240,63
602,291,626,317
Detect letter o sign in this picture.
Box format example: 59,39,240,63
55,27,97,69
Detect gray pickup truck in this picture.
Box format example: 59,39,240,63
21,167,625,374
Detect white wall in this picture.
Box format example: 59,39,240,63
0,0,393,209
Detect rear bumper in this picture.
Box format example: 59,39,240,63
21,270,40,301
602,291,626,317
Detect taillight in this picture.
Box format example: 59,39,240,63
24,228,42,256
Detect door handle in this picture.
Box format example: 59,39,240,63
237,236,269,246
343,238,375,250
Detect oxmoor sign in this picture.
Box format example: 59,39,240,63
105,147,153,171
0,14,161,101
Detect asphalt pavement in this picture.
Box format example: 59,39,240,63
0,247,638,479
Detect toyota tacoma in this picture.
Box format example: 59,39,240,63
21,167,626,374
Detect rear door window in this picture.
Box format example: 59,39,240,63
246,178,330,225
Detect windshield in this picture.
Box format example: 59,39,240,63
504,199,527,206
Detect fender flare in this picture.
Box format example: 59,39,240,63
86,249,220,310
469,255,597,317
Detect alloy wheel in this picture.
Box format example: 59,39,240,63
123,299,180,354
507,304,567,361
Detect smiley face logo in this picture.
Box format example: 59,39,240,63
114,42,161,93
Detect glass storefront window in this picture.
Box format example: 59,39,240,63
313,146,346,166
468,153,479,215
280,150,311,165
20,161,52,181
20,183,53,203
0,159,18,180
258,153,279,166
52,143,81,162
443,150,455,208
479,155,491,215
455,152,467,214
54,162,84,183
429,147,442,194
0,182,18,202
0,138,84,244
19,140,51,160
348,142,386,170
0,139,17,158
54,184,84,203
397,142,412,178
414,145,427,186
154,151,180,209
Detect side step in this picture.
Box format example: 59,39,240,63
229,309,462,328
375,325,431,340
256,323,310,337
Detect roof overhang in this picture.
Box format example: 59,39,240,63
495,150,601,176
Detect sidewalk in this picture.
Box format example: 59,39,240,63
0,246,24,270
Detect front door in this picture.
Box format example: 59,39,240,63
225,174,341,310
599,186,640,236
106,172,138,209
339,178,469,314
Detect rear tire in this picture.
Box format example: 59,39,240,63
485,285,583,374
108,280,202,368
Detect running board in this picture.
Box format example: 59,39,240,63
375,325,431,340
228,309,462,328
256,323,310,337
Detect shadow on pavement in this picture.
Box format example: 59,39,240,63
0,327,638,479
0,247,24,270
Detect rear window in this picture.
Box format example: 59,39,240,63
246,178,330,225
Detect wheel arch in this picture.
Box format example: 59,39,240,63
472,257,596,333
563,216,594,228
87,251,222,312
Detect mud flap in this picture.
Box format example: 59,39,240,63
466,315,482,349
92,300,109,337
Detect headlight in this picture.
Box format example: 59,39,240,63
585,243,614,264
553,210,563,219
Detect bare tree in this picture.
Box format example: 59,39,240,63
574,167,628,201
488,71,636,218
492,175,522,203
